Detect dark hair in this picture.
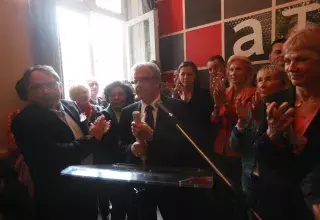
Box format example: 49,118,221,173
269,38,287,54
177,61,198,75
207,55,225,66
15,65,60,101
103,81,134,106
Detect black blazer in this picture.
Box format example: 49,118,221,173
187,86,214,152
118,96,210,169
11,100,99,203
255,87,319,220
96,105,122,164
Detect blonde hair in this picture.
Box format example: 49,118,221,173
284,24,320,56
69,83,91,101
257,64,290,88
227,55,253,86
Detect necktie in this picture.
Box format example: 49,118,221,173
145,105,154,129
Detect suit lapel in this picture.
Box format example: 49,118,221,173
62,102,90,135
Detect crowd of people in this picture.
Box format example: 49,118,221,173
1,24,320,220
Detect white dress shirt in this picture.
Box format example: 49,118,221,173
52,103,92,165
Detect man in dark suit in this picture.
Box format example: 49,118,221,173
119,62,213,220
11,65,108,220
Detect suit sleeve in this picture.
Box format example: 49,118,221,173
229,121,257,154
254,132,293,170
11,116,99,168
118,108,141,164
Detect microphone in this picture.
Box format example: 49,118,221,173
156,101,175,118
156,101,262,220
132,111,147,165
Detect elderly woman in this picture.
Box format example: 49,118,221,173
211,55,256,219
229,64,290,218
254,25,320,220
69,83,102,123
96,81,135,220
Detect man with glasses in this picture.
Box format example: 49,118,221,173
119,62,213,220
87,79,107,107
12,65,108,220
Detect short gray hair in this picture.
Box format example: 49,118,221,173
69,82,91,101
131,62,161,82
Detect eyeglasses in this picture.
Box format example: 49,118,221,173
132,77,154,84
29,82,60,90
88,82,99,87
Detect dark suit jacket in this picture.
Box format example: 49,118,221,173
187,86,214,153
118,96,210,169
255,87,319,220
96,105,122,164
11,100,100,204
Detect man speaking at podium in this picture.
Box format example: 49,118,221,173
119,62,213,220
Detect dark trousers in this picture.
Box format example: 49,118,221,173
99,185,138,220
242,174,260,220
0,178,34,220
35,197,98,220
136,187,214,220
213,155,248,220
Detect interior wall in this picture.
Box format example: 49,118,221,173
156,0,320,87
0,0,32,156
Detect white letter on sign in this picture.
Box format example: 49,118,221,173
282,3,320,31
233,19,264,57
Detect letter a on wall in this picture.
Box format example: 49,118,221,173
233,19,264,57
224,11,272,62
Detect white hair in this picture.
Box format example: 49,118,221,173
131,62,161,82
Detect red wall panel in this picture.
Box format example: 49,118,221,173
156,0,184,36
186,24,222,67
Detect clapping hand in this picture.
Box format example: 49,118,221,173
266,102,295,141
235,97,249,130
250,92,264,121
172,83,183,99
89,115,110,141
212,76,227,109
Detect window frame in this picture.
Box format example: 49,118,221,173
56,0,127,21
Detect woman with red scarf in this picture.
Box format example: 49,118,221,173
69,83,102,123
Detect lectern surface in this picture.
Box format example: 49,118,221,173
61,163,213,188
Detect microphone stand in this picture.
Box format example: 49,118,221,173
157,102,262,220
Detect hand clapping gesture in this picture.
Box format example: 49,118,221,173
265,102,295,141
89,115,111,141
212,76,227,116
235,97,249,130
172,83,183,99
250,92,264,121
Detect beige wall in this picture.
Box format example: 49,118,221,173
0,0,32,155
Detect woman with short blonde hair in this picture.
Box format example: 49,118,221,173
69,82,102,123
210,55,256,219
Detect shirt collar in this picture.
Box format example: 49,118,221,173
141,94,161,110
51,102,64,113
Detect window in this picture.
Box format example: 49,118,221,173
56,0,158,99
56,7,125,99
95,0,122,13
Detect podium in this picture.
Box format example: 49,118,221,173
61,163,213,189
